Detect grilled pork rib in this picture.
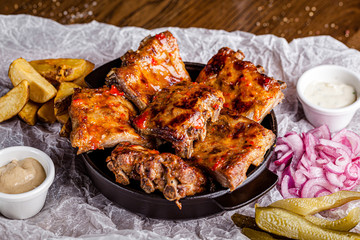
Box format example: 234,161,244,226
196,47,286,122
191,109,275,191
133,81,224,158
106,142,206,209
69,86,151,154
106,31,191,111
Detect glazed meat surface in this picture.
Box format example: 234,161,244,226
69,86,150,154
196,47,286,122
106,31,191,111
106,142,206,209
191,109,276,191
132,81,225,158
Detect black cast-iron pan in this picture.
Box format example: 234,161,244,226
81,58,278,220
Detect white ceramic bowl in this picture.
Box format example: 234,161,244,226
0,146,55,219
297,65,360,132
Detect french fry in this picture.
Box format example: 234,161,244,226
37,99,56,123
54,82,81,116
18,100,40,125
8,58,57,103
29,58,92,83
0,80,29,122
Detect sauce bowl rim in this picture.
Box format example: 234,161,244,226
0,146,55,200
297,64,360,114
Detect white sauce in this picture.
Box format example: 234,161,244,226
304,81,357,109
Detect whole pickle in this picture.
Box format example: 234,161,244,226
242,227,276,240
231,213,258,229
269,191,360,216
232,213,293,240
304,207,360,232
255,205,360,240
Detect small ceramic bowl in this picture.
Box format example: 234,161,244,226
297,65,360,132
0,146,55,219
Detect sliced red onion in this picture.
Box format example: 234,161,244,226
319,139,352,157
324,161,346,174
274,151,294,166
316,144,340,159
293,169,308,188
345,163,360,180
333,129,360,156
301,178,339,198
285,133,304,159
303,133,318,162
297,154,311,170
275,143,290,152
315,189,332,197
315,157,329,166
308,166,324,178
343,179,358,190
325,172,345,188
308,124,331,140
270,124,360,199
280,175,297,199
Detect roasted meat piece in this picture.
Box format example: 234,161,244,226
196,47,286,122
133,81,225,158
106,142,206,209
191,109,276,191
106,31,191,111
69,86,150,154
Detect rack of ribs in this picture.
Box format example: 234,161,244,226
196,47,286,122
69,86,151,154
106,142,207,209
191,109,276,191
106,31,191,111
132,81,224,159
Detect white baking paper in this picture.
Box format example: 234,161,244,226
0,14,360,240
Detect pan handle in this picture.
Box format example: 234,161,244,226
212,168,278,210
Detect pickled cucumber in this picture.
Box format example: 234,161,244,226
304,207,360,232
269,191,360,216
255,205,360,240
242,227,277,240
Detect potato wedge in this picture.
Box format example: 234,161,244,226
29,58,92,82
59,118,72,138
18,100,40,125
72,60,95,87
54,82,81,116
56,112,69,125
8,58,57,103
0,80,29,122
37,99,56,124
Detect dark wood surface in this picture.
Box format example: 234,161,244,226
1,0,359,50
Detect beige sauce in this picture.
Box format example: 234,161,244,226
0,158,46,194
304,81,356,109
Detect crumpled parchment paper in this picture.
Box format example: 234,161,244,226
1,14,360,240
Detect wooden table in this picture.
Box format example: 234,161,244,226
1,0,359,50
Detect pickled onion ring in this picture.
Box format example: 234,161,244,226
269,125,360,198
